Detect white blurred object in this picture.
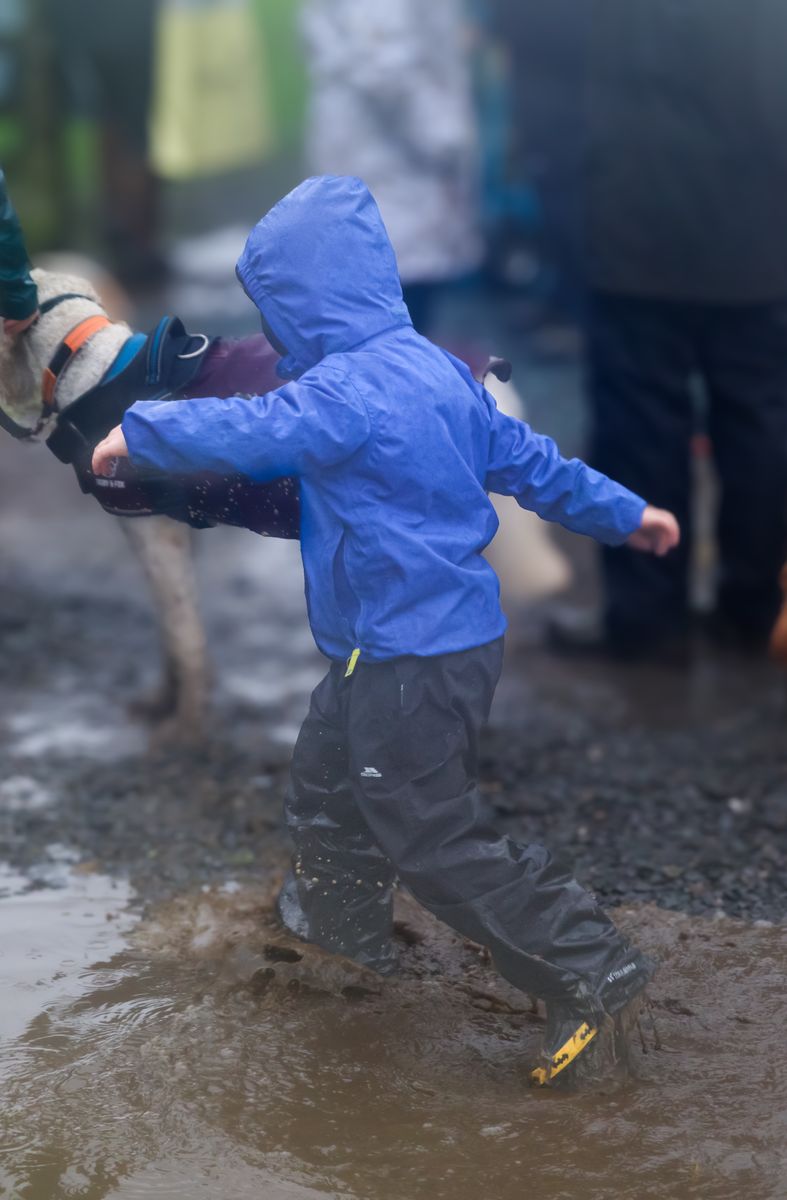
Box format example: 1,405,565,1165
168,225,249,282
301,0,482,285
35,252,134,324
166,226,254,323
483,374,573,603
151,0,272,180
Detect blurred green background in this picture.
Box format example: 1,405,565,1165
0,0,307,254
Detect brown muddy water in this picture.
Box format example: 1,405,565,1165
1,872,785,1200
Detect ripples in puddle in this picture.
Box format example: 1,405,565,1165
1,878,785,1200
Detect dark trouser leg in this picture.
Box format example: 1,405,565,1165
587,293,696,647
700,303,787,641
281,663,397,973
346,641,639,1011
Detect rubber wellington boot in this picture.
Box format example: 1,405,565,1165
276,871,311,942
531,947,656,1087
275,871,399,976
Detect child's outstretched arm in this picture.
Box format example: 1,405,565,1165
485,406,679,554
92,368,370,480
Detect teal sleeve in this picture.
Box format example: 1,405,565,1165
0,169,38,320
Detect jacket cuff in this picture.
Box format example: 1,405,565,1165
122,404,164,471
603,492,647,547
1,277,38,320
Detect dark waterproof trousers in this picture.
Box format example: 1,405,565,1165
279,639,636,1011
588,293,787,646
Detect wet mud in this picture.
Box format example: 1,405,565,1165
2,880,785,1200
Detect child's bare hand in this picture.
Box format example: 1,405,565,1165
3,310,39,337
92,424,128,476
627,505,680,556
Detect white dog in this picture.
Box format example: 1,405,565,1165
0,268,214,741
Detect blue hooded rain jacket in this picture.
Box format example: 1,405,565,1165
123,175,646,662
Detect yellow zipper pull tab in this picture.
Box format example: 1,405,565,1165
345,648,360,678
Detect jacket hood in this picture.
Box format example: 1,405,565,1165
236,175,411,379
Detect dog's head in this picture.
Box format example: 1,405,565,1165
0,262,129,441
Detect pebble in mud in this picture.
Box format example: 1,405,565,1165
0,775,56,812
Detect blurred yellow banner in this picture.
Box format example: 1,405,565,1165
151,0,272,180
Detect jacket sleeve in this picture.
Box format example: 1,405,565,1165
485,405,646,546
122,366,371,481
0,170,38,320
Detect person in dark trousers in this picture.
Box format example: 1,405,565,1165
0,168,38,335
92,175,679,1084
488,0,591,323
44,0,162,286
577,0,787,656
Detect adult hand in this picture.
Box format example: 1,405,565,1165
3,310,39,337
92,424,129,477
627,505,680,556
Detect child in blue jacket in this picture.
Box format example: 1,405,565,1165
94,176,679,1084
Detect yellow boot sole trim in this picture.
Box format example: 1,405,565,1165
530,1021,598,1086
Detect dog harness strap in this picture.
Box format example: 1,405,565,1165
146,316,172,385
46,316,212,466
42,314,111,408
38,292,96,316
63,315,111,354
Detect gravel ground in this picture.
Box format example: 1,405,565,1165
2,570,785,924
487,638,787,922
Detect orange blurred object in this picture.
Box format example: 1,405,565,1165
769,564,787,666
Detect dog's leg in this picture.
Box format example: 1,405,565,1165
483,376,572,604
120,515,209,743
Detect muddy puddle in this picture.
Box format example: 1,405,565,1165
0,857,135,1053
1,877,784,1200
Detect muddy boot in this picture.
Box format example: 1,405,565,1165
276,870,311,942
531,946,655,1087
275,871,399,977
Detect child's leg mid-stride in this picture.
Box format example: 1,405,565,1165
280,638,653,1082
279,663,399,974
